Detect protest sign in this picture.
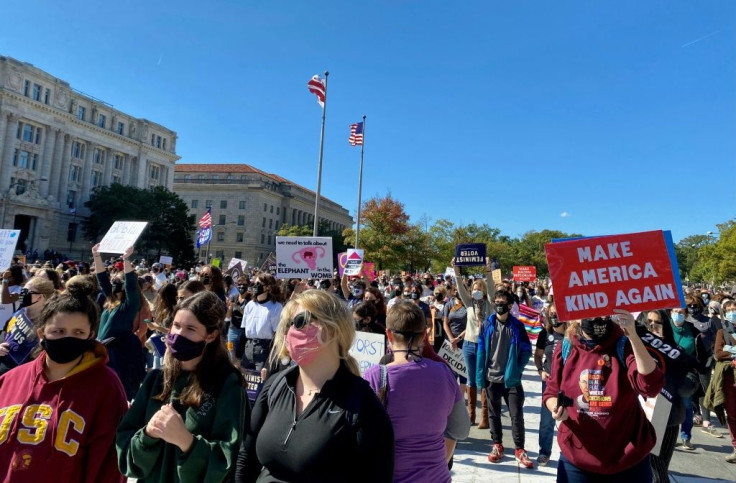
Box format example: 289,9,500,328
0,230,21,271
349,331,386,375
513,266,537,282
363,262,376,282
639,391,673,456
454,243,487,266
3,309,36,365
438,340,468,379
148,334,166,357
243,369,264,402
228,257,247,270
444,267,454,279
492,269,502,285
159,255,173,265
545,230,685,321
98,221,148,254
344,249,364,276
275,237,333,279
226,262,244,281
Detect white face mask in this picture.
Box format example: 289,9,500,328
472,290,484,301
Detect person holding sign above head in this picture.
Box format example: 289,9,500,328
542,310,664,482
0,281,128,482
117,291,247,482
1,265,26,311
241,272,283,372
93,243,144,401
236,289,394,483
365,302,470,483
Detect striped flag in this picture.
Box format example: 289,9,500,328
349,122,364,146
198,208,212,229
307,75,326,107
517,304,544,341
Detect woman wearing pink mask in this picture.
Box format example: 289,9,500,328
235,289,394,483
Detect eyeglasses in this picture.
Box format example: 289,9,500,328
290,312,312,330
647,319,663,325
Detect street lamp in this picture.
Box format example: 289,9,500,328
0,176,49,228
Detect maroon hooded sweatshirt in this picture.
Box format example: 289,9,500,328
542,325,664,474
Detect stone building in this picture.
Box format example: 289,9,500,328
173,164,353,267
0,55,178,258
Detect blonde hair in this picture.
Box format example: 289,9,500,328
472,279,488,296
269,289,360,376
26,276,56,298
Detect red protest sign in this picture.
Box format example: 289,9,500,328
513,266,537,282
545,230,685,321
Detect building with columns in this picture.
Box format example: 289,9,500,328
173,164,353,267
0,55,178,258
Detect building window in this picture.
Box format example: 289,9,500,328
114,154,123,170
234,251,242,259
261,234,265,244
112,175,121,184
262,217,266,227
191,199,199,209
21,124,33,142
77,106,85,121
163,138,167,150
220,200,227,209
34,128,41,144
268,235,272,245
239,200,246,210
269,219,273,229
212,175,219,181
69,165,81,182
44,88,50,105
94,149,103,164
205,200,212,208
97,114,106,128
67,222,78,242
236,233,244,242
219,215,226,225
151,133,155,145
32,84,42,101
31,153,38,170
274,221,279,230
215,250,224,259
12,150,31,169
156,135,162,148
66,190,77,207
263,203,267,212
117,121,124,135
237,215,245,226
150,165,160,180
72,141,85,159
276,207,280,215
91,171,102,187
270,205,273,214
217,232,225,242
198,174,206,181
23,80,30,96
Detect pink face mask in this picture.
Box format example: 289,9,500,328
286,324,323,366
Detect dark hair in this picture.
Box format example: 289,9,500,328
353,301,377,320
155,291,242,407
202,265,226,299
153,284,178,330
493,290,514,305
179,280,206,296
640,310,675,344
8,265,24,285
40,268,62,290
256,271,283,303
224,274,233,288
543,303,558,332
38,278,100,335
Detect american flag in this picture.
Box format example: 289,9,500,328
349,122,364,146
199,208,212,229
307,75,326,108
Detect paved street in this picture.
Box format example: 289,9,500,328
453,362,735,482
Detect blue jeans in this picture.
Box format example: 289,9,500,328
558,453,652,482
539,381,555,457
227,326,244,353
462,341,477,388
681,397,694,440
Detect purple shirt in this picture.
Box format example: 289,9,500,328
365,359,462,483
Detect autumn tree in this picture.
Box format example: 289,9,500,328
352,194,411,270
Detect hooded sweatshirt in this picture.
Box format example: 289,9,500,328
542,325,664,475
0,341,128,482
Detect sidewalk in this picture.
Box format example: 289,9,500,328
452,362,735,482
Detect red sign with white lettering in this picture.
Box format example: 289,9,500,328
544,230,685,321
513,266,537,282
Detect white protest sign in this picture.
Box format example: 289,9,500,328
349,331,386,375
445,267,454,279
98,222,148,254
0,304,14,331
344,249,364,276
275,237,333,279
228,257,247,270
438,339,468,379
159,255,173,265
0,230,21,270
638,393,672,456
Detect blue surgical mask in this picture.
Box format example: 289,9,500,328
672,312,685,326
726,312,736,324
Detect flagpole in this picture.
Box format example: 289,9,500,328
313,70,329,237
355,115,366,249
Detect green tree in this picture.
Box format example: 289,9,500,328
675,234,715,282
277,224,313,236
354,193,410,270
83,185,196,266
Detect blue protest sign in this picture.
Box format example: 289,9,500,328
3,308,37,365
454,243,487,266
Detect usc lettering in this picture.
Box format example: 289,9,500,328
0,405,86,456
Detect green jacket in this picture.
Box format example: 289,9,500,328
116,368,246,482
704,360,732,413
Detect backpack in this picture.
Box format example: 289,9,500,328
561,336,628,367
266,369,364,430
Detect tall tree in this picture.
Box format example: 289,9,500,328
354,193,411,270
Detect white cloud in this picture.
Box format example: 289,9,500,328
560,211,570,218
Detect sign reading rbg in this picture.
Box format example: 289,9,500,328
545,230,685,321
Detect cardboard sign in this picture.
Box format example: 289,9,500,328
438,339,468,379
492,269,503,285
226,262,244,282
545,230,684,321
349,331,386,375
454,243,487,266
159,255,173,265
3,308,36,365
275,237,333,279
344,249,364,276
243,369,264,402
228,257,247,270
639,391,673,456
0,230,21,270
98,221,148,254
149,334,166,357
513,266,537,282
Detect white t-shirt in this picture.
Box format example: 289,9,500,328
243,299,282,339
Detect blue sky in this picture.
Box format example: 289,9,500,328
3,1,734,242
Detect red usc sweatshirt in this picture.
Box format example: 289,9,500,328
542,325,664,475
0,341,128,482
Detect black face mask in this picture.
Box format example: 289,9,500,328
424,280,432,286
409,293,420,300
549,315,563,328
251,283,264,296
41,337,94,364
201,275,211,285
495,303,509,315
237,285,248,295
581,318,612,344
435,294,445,302
112,281,124,294
19,289,38,309
687,306,702,317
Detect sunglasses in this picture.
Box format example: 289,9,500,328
647,319,663,325
290,312,312,330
